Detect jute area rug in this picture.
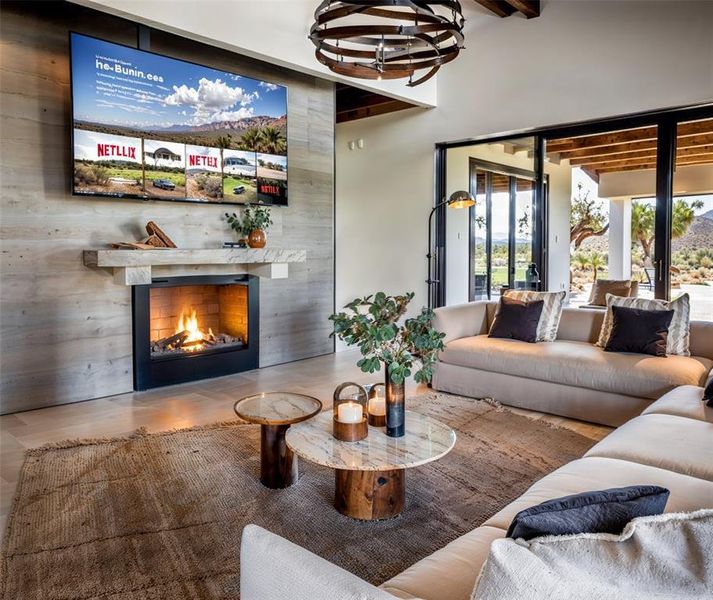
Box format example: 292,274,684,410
2,392,596,599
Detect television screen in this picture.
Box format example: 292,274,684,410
70,33,288,205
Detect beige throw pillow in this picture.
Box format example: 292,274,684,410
596,293,690,356
588,279,632,306
501,290,566,342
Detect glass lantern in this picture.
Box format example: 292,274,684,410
366,382,386,427
332,382,368,441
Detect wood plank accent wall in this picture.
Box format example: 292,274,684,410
0,2,335,414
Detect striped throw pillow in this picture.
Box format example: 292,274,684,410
501,290,567,342
596,293,690,356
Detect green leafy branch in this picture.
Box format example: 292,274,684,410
329,292,445,385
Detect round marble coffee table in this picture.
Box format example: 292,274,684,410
286,410,456,520
234,392,322,489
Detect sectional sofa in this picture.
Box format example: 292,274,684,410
431,301,713,426
240,303,713,600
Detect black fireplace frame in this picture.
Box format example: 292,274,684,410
132,274,259,390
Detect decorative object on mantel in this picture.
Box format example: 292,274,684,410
223,241,248,249
110,221,177,250
332,382,369,442
308,1,466,87
224,205,274,249
366,383,386,427
329,292,445,437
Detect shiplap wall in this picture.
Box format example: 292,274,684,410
0,2,335,414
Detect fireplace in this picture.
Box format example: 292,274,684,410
132,275,259,390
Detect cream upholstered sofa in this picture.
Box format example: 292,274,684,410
240,384,713,600
240,306,713,599
431,301,713,426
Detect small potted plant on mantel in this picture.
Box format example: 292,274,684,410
225,205,274,248
329,292,445,438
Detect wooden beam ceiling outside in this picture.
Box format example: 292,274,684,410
546,120,713,153
473,0,540,19
555,134,713,161
547,119,713,176
569,145,713,167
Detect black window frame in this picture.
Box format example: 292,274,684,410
433,102,713,308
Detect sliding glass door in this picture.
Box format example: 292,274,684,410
469,159,537,300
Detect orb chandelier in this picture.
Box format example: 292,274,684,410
309,1,466,87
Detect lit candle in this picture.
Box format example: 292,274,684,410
337,401,363,423
368,397,386,416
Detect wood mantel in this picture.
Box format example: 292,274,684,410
83,248,307,285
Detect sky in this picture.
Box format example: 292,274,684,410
71,33,287,130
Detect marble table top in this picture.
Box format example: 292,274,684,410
286,410,456,471
233,392,322,426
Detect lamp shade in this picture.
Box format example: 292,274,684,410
447,190,476,209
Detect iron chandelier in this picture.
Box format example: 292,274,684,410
309,1,466,87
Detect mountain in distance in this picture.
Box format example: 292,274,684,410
672,213,713,253
157,115,286,134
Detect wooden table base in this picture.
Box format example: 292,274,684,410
260,424,298,489
334,468,405,520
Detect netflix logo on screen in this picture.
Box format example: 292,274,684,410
97,143,136,160
188,154,218,169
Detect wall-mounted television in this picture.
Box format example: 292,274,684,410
70,33,288,206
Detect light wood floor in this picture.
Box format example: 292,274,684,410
0,350,611,532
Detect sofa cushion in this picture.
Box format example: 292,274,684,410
473,510,713,600
488,297,543,343
604,305,674,357
439,335,711,400
642,385,712,422
597,293,691,356
501,290,566,342
584,414,713,481
505,485,669,540
380,526,505,600
588,279,632,306
484,457,713,531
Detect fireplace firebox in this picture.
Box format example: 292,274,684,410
132,275,259,390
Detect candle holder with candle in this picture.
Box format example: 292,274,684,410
333,382,368,442
366,383,386,427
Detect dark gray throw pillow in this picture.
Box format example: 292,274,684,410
506,485,669,541
604,305,674,357
488,297,544,343
703,379,713,407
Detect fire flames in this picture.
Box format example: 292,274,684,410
176,308,213,351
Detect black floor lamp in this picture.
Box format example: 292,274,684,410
427,190,476,309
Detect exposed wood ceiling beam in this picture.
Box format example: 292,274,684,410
553,134,713,160
581,167,599,183
569,145,713,167
473,0,516,18
596,164,656,174
547,120,713,153
504,0,540,19
594,155,713,175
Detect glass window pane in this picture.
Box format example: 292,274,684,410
672,118,713,321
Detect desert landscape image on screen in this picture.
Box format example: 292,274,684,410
70,33,287,204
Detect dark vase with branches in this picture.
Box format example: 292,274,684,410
329,292,445,437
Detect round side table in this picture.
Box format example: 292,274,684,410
234,392,322,489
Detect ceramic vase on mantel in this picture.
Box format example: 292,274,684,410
248,229,266,248
385,372,405,438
